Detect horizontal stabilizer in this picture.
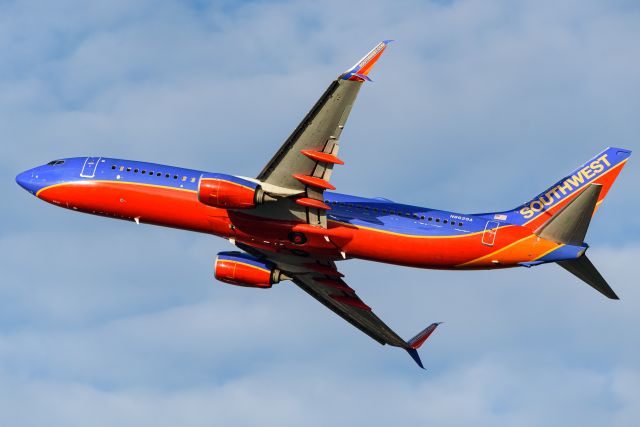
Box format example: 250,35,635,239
558,255,619,299
535,184,602,245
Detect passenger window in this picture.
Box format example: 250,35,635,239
435,218,440,223
182,176,187,181
157,172,162,177
173,175,178,179
165,173,170,178
428,217,433,221
141,170,146,174
190,177,196,183
458,222,463,226
443,219,448,224
134,169,139,173
120,166,125,171
420,215,425,220
127,167,132,172
111,165,116,170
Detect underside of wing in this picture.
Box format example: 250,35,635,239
252,41,392,228
235,242,440,368
291,270,408,347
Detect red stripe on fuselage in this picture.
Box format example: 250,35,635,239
36,180,543,270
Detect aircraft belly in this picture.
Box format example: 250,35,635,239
339,223,548,269
37,180,215,234
37,181,564,270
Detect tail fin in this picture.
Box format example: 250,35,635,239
489,147,631,229
535,183,601,246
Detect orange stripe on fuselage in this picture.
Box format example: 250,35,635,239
456,235,562,268
328,220,541,269
36,179,553,270
36,179,197,198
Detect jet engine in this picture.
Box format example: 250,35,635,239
214,251,289,288
198,173,274,209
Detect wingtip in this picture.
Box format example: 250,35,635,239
408,322,442,350
341,40,392,81
404,322,442,369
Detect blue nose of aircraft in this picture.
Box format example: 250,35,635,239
16,169,42,195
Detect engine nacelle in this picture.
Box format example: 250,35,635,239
214,251,288,289
199,173,271,209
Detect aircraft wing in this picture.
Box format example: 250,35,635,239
236,243,441,368
255,41,392,227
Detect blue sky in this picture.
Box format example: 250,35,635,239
1,0,639,425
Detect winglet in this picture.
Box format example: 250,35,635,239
406,348,425,369
341,40,393,82
404,322,441,369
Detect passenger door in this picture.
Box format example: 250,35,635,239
80,157,101,178
482,221,500,246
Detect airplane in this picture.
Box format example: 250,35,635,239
16,41,632,368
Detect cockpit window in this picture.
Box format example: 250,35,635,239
47,160,65,166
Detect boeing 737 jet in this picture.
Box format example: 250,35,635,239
16,41,632,368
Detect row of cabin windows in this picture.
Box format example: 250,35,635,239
111,164,196,183
325,200,465,227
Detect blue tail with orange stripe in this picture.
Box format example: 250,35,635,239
488,147,631,230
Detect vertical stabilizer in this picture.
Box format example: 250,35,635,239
535,184,601,245
532,183,619,299
485,147,631,229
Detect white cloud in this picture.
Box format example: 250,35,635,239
2,0,639,425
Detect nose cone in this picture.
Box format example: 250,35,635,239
16,168,43,195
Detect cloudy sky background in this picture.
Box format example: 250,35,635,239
1,0,639,425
